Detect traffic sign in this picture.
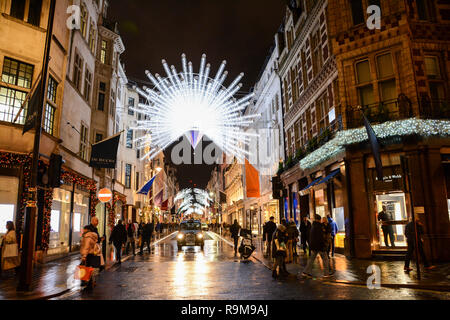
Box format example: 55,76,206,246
98,188,113,203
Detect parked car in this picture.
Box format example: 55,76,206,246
177,219,204,250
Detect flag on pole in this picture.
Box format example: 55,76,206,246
89,132,121,168
245,159,261,198
137,175,157,195
22,78,44,135
363,113,383,181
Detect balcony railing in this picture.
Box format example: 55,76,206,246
346,95,450,129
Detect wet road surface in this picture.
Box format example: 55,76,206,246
55,232,450,300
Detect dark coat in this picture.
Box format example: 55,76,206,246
309,221,326,252
287,223,299,240
264,221,277,241
230,223,241,238
142,223,153,238
109,224,127,246
300,220,311,239
405,221,424,242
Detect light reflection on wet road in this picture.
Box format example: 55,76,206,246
56,232,450,300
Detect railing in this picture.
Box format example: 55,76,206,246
346,95,450,129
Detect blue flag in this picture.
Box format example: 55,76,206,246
137,175,157,195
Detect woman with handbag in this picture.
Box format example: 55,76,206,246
1,221,20,277
80,225,100,290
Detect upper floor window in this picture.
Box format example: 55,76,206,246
89,23,96,53
73,53,83,92
84,68,92,102
28,0,42,27
101,40,108,64
98,81,106,111
0,86,27,124
126,129,133,148
79,124,89,161
10,0,26,20
376,53,397,102
44,76,58,135
128,97,135,115
125,164,132,189
416,0,435,21
80,5,88,38
2,57,34,89
350,0,365,26
356,59,374,107
95,133,103,143
425,56,445,100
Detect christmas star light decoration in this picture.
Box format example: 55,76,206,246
175,188,212,215
131,54,259,161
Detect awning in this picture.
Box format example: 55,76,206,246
299,177,322,196
313,169,341,190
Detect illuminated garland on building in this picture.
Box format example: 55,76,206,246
106,192,127,229
41,190,53,251
300,119,450,170
61,170,98,217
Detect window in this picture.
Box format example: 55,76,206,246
100,40,108,64
358,85,375,107
0,86,27,124
137,149,141,159
73,53,83,91
43,77,58,135
350,0,365,25
89,23,96,53
424,56,441,79
110,90,115,116
356,60,371,84
95,133,103,143
416,0,435,21
84,69,92,102
2,57,34,89
79,124,89,161
425,56,445,101
126,129,133,148
80,5,88,38
125,164,132,189
376,53,397,102
98,81,106,111
27,0,43,27
128,97,135,115
135,172,140,191
10,0,26,20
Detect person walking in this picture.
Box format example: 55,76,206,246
229,219,241,257
80,225,101,290
272,224,289,278
140,222,152,255
327,215,339,257
286,220,299,263
300,216,311,255
378,206,395,247
109,220,127,264
301,215,334,279
125,221,136,256
86,217,105,271
1,221,20,277
321,217,332,259
263,217,277,258
404,218,435,272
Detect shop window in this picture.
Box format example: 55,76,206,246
2,57,34,89
0,204,15,234
10,0,26,20
50,210,60,233
350,0,365,26
73,213,81,233
376,193,408,248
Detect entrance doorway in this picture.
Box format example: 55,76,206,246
375,192,408,248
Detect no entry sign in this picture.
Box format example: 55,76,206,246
98,188,113,203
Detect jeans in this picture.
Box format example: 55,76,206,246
126,237,135,255
303,250,331,276
382,226,396,247
233,236,239,255
114,244,123,263
140,237,151,254
329,235,336,257
405,240,429,268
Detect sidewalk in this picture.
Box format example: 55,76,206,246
0,232,175,300
219,233,450,292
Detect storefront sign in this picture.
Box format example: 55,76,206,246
98,188,113,203
414,207,425,214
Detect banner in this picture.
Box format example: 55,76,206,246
161,199,169,211
363,113,383,181
245,159,261,198
137,175,157,195
89,133,121,168
23,78,44,135
154,190,163,207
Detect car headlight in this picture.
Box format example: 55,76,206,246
177,233,184,240
197,233,203,239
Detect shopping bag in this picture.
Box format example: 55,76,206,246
3,243,18,258
74,265,94,281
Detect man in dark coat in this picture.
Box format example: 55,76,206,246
378,206,395,247
139,222,153,255
301,215,333,278
300,216,312,255
229,219,241,256
263,217,277,257
404,218,435,272
109,220,127,264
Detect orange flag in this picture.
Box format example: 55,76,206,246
245,159,261,198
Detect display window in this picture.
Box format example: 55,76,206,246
0,176,19,236
72,192,89,247
314,189,327,218
375,192,408,248
50,188,71,249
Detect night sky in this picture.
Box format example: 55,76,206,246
109,0,287,189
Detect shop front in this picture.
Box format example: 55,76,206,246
0,175,19,237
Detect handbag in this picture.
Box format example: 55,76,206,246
3,243,19,258
74,265,94,281
86,254,101,268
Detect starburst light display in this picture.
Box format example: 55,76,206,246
131,54,259,161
